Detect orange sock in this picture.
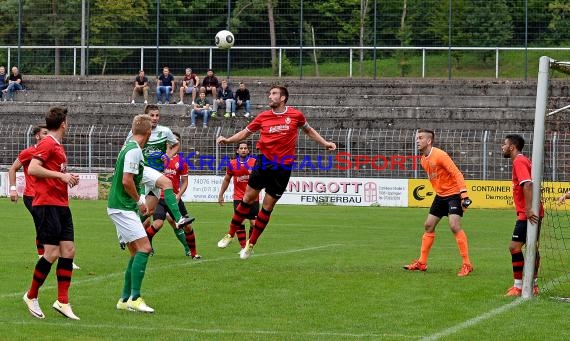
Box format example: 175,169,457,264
454,230,471,265
418,232,436,264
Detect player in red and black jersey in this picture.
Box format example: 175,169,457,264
23,107,80,320
9,125,48,256
216,85,336,259
502,134,543,296
216,142,259,250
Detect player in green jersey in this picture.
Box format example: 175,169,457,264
124,105,194,233
108,114,156,313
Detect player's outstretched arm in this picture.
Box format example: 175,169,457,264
302,126,336,151
216,128,253,145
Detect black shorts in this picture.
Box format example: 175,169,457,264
233,200,259,220
153,198,188,221
23,195,41,233
512,219,542,243
248,155,292,199
32,205,74,245
429,194,464,218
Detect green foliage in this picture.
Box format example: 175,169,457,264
457,0,513,63
280,51,294,76
547,0,570,44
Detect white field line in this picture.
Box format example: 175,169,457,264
0,320,419,339
1,244,342,299
421,299,524,341
422,273,570,340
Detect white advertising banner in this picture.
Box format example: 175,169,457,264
280,177,408,207
0,171,6,196
183,175,233,203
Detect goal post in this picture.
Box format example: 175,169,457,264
525,56,570,299
522,56,550,299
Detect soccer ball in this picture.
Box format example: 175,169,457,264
215,30,235,49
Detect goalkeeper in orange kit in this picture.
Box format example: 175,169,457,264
404,129,473,276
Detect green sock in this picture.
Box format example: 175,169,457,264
173,228,190,253
130,251,150,300
121,257,134,301
163,189,182,222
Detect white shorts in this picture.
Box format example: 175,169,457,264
107,208,147,244
142,166,162,196
184,86,194,94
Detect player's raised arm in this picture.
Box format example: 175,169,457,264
302,125,336,151
216,128,253,145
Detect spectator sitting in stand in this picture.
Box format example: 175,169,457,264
177,68,200,105
3,66,24,102
0,66,7,101
212,80,236,118
201,68,219,100
234,82,252,118
156,66,175,104
190,91,211,129
131,70,149,104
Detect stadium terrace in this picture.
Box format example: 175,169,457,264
147,152,422,171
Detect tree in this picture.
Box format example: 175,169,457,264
89,0,149,74
547,0,570,45
456,0,513,63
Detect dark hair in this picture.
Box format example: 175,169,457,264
505,134,525,151
417,128,435,142
144,104,159,115
271,85,289,104
31,125,47,136
45,107,67,130
173,131,181,140
236,142,250,157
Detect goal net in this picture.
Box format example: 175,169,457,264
530,57,570,299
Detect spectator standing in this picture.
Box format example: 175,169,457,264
190,92,211,128
212,80,236,118
201,68,219,100
234,82,252,118
156,67,175,104
3,66,23,102
177,68,199,105
131,70,149,104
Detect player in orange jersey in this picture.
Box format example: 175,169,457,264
404,129,473,276
216,142,259,250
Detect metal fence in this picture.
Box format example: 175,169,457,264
3,125,570,182
0,1,569,78
2,46,570,79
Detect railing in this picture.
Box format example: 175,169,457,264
2,126,570,182
2,45,570,78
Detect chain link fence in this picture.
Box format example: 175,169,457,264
2,125,570,182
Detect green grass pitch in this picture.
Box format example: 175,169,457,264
1,200,570,340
